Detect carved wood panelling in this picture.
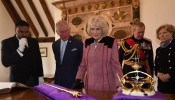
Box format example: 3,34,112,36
53,0,140,44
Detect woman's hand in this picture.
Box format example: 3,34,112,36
71,79,84,89
158,72,171,82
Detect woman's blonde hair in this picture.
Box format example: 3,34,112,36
156,24,175,39
87,15,109,36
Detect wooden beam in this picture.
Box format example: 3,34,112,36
27,0,48,37
39,0,55,33
36,37,55,43
15,0,39,38
52,0,76,8
1,0,21,23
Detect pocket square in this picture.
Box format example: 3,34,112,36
71,48,78,51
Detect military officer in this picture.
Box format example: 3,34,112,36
119,22,154,76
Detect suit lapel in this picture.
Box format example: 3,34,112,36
27,38,31,48
55,39,61,63
12,35,19,47
57,39,61,54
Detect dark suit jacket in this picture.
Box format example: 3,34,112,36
1,35,43,86
155,39,175,94
52,36,83,88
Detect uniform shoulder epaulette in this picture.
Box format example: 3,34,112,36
121,37,131,45
143,37,152,43
122,36,132,41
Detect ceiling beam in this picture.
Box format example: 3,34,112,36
1,0,21,23
39,0,55,33
27,0,48,37
37,37,55,43
15,0,39,38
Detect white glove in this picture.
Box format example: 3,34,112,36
18,38,28,52
39,77,44,85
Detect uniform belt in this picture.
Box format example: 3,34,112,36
124,61,145,66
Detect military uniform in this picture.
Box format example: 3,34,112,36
155,39,175,94
119,36,154,76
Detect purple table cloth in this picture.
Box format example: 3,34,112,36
34,83,97,100
112,91,166,100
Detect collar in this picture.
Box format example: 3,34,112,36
94,36,105,44
131,35,144,43
160,38,173,48
93,36,105,48
61,39,68,43
16,34,20,41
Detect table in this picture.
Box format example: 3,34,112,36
79,89,117,100
0,88,174,100
164,94,175,100
0,88,48,100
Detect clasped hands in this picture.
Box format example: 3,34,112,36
158,72,171,82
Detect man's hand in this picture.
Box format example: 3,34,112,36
18,38,28,52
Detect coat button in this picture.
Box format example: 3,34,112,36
157,62,159,64
169,47,171,50
168,60,171,62
157,56,159,58
169,67,172,69
168,53,171,56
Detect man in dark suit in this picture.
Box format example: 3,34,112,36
52,20,83,88
1,20,43,87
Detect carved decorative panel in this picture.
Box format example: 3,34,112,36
53,0,140,44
